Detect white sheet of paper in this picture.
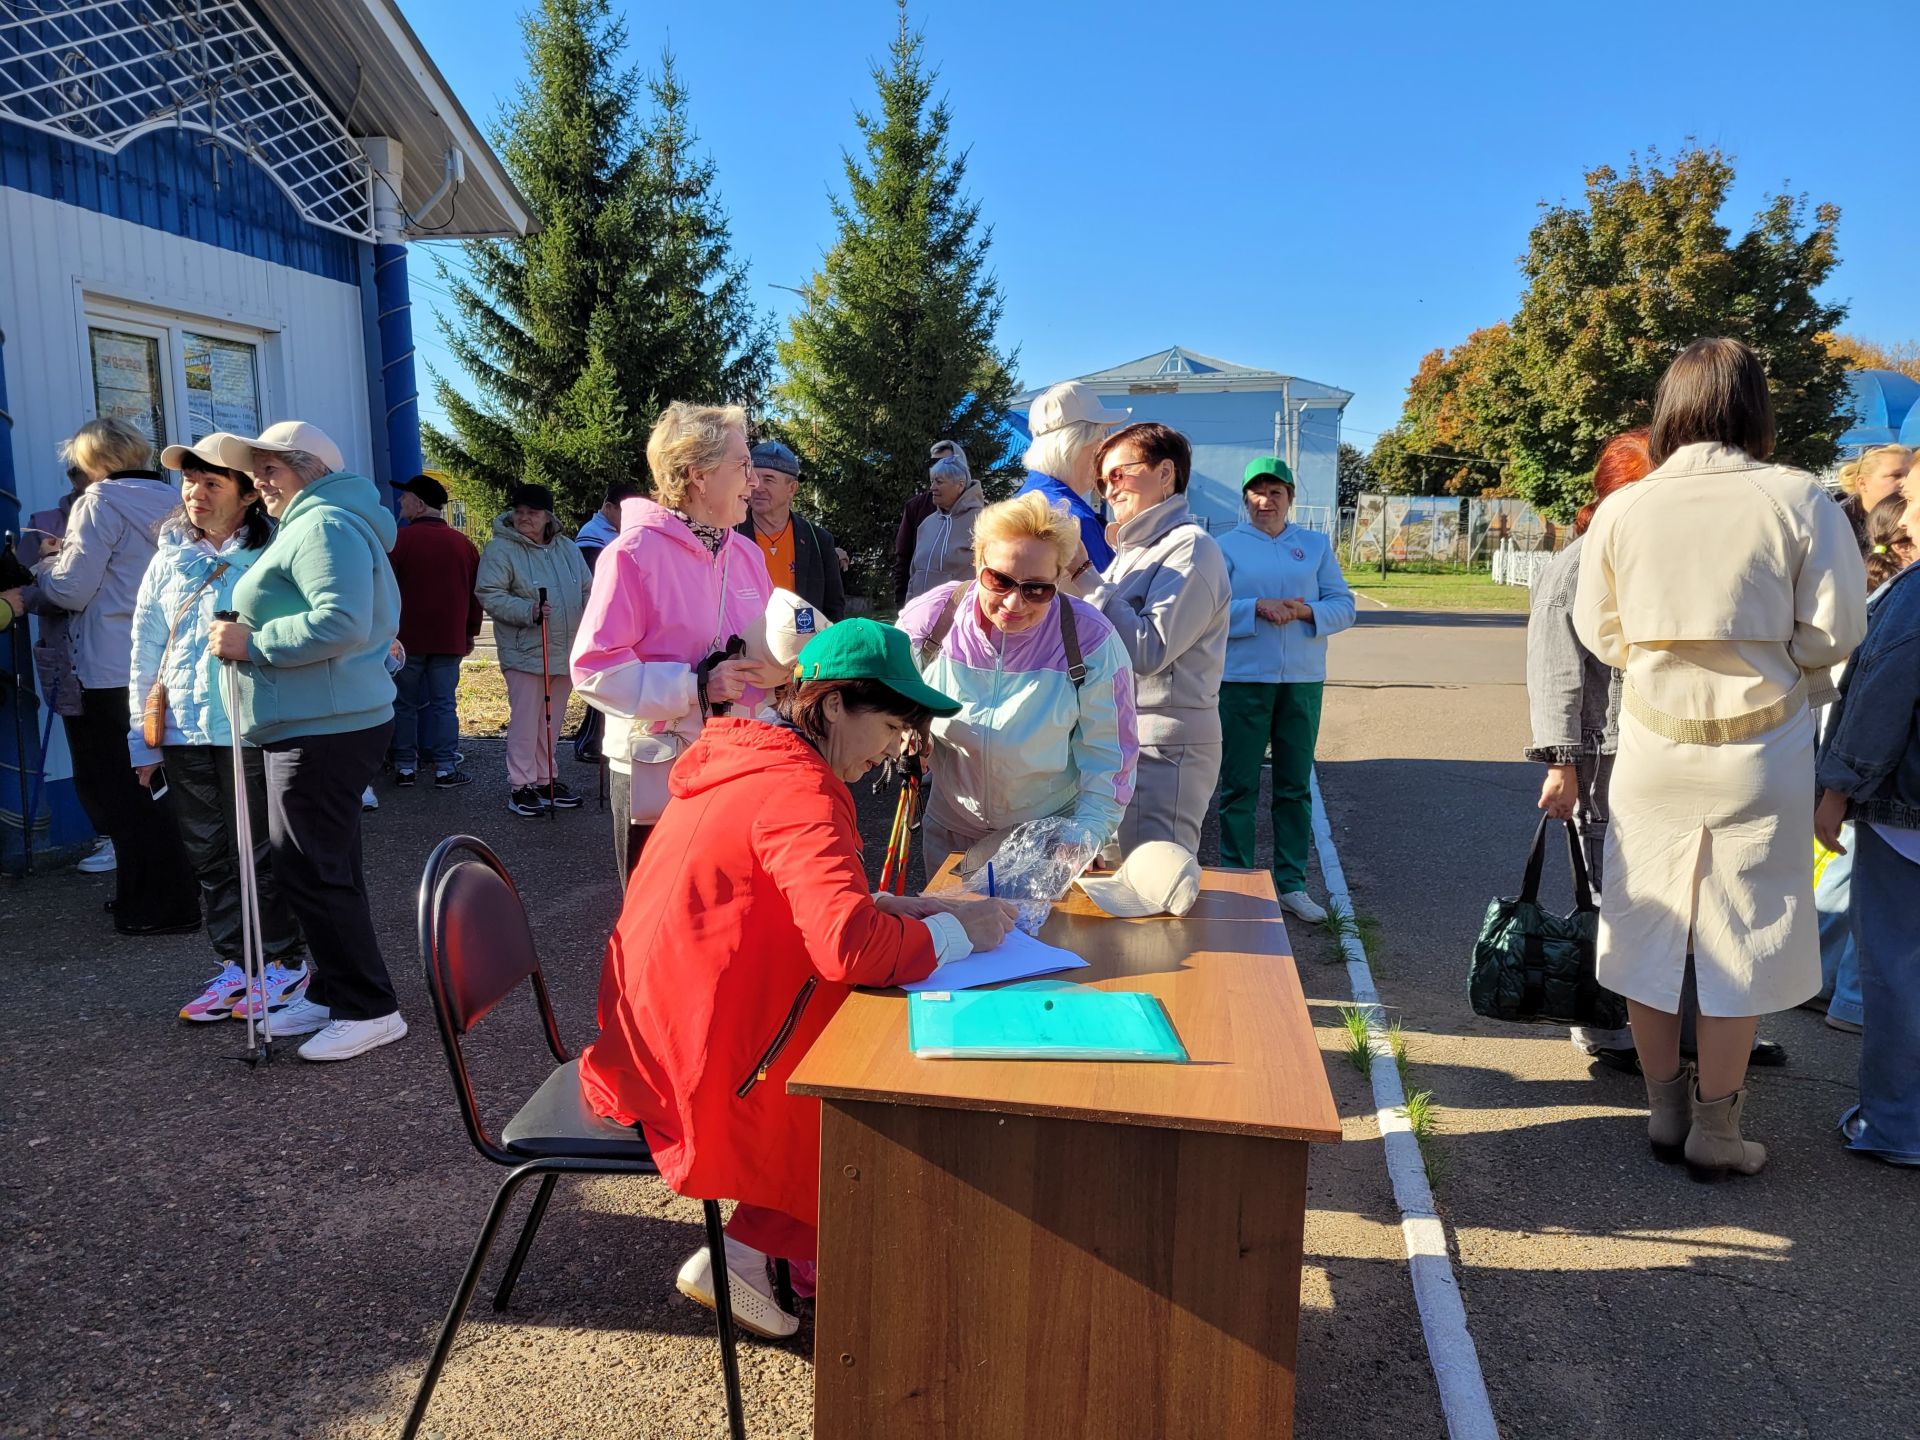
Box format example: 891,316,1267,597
901,927,1089,993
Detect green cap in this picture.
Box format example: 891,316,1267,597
1243,456,1296,490
792,618,961,716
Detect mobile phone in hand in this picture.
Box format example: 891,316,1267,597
148,766,169,803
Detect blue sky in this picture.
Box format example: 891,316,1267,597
402,0,1917,447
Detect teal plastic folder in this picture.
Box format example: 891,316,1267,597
908,987,1188,1063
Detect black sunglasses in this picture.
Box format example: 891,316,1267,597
978,567,1057,603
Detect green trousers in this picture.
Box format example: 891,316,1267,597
1217,681,1324,892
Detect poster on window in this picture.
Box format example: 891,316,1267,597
184,333,261,441
89,329,165,444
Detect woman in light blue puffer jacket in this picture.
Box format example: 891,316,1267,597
132,435,305,1024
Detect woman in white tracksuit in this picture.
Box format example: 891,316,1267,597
899,493,1139,875
1082,422,1230,854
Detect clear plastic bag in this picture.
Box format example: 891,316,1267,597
961,816,1105,935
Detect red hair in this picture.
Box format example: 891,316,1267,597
1576,428,1653,535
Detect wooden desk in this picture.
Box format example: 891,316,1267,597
788,867,1341,1438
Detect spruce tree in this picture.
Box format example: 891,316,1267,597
423,3,770,522
776,2,1018,566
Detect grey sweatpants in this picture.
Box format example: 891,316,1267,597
1117,741,1222,856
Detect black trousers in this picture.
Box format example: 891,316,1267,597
608,767,652,884
165,744,305,964
262,722,398,1021
64,686,196,929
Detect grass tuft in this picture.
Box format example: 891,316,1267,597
1387,1020,1411,1084
1338,1004,1375,1074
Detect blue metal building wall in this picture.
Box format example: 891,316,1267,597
0,121,358,285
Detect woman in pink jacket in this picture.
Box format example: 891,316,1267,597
571,403,775,878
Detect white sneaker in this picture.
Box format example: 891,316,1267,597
77,839,117,874
1277,891,1328,923
297,1011,408,1062
361,785,379,812
263,996,331,1036
675,1237,800,1339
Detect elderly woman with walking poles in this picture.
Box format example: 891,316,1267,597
1574,338,1865,1180
207,421,408,1064
134,432,306,1023
477,482,592,818
572,403,774,880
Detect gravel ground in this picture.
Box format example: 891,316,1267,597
0,724,1407,1439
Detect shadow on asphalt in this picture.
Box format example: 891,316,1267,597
1315,750,1920,1440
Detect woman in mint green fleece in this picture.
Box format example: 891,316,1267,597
209,422,408,1064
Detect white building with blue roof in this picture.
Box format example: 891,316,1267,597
1013,347,1353,534
0,0,530,865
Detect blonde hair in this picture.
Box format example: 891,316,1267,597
1022,420,1108,484
645,402,748,509
59,417,153,479
972,493,1079,576
1837,444,1913,495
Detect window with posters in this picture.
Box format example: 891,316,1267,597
87,327,168,448
86,305,267,454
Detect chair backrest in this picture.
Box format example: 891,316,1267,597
417,835,570,1163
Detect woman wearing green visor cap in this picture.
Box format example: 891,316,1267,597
579,619,1015,1338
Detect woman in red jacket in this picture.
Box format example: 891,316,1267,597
580,619,1015,1338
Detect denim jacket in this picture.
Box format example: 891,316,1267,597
1524,536,1620,764
1817,563,1920,830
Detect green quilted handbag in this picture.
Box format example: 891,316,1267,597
1469,815,1627,1029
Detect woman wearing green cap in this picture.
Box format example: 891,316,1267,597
1217,457,1355,921
579,618,1015,1339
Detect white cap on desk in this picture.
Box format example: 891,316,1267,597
1075,841,1201,918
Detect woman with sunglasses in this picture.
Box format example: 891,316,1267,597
1081,422,1231,854
899,492,1139,874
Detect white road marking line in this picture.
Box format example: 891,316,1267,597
1310,770,1500,1440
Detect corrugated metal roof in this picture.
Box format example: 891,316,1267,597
1014,347,1353,405
250,0,530,239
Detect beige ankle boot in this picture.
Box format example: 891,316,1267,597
1684,1084,1767,1183
1643,1064,1693,1163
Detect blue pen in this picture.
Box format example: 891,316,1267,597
986,862,996,898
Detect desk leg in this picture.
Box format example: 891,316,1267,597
813,1100,1308,1439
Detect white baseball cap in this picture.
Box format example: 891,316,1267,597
1028,381,1129,438
742,588,833,683
244,420,345,475
159,431,255,473
1075,841,1202,918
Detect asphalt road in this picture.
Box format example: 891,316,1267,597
1315,607,1919,1440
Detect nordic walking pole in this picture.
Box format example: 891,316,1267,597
7,599,34,875
216,610,271,1066
537,586,553,817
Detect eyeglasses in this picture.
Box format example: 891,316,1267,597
1097,459,1155,496
978,567,1057,603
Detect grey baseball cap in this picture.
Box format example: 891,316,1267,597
750,440,800,477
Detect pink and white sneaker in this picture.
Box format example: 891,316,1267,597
231,961,310,1022
178,962,249,1023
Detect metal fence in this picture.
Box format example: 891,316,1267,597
1346,493,1569,569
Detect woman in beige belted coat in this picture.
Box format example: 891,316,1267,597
1574,338,1866,1181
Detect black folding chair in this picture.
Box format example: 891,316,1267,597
403,834,761,1439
